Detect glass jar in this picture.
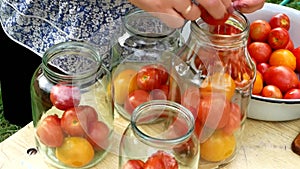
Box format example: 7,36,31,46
110,8,186,121
119,100,200,169
177,11,256,167
30,41,113,168
110,7,184,71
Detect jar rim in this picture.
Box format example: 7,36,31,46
192,10,250,38
42,41,102,83
130,100,195,146
124,8,178,38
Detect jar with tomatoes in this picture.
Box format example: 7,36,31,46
30,41,113,168
119,100,200,169
111,8,186,121
176,10,256,167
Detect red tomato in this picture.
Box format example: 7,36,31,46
197,94,231,129
194,118,204,139
249,20,271,42
61,106,96,137
247,37,252,47
292,47,300,72
248,42,272,64
36,114,64,147
285,39,294,51
122,159,145,169
144,150,178,169
261,85,283,99
50,83,81,110
198,5,230,25
87,121,110,151
269,13,290,31
263,66,299,93
136,64,168,91
159,84,169,97
124,89,150,115
283,88,300,99
155,64,169,85
268,27,290,50
222,103,242,135
256,62,270,75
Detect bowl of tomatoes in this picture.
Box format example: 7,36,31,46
245,3,300,121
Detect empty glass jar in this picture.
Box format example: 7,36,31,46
177,10,256,168
119,100,200,169
30,41,113,168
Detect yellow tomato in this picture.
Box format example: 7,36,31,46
200,72,236,100
200,130,236,162
56,137,94,167
252,71,263,95
269,49,296,71
113,69,138,104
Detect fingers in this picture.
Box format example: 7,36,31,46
174,0,201,21
196,0,231,20
221,0,233,9
232,0,264,13
128,0,187,28
129,0,201,28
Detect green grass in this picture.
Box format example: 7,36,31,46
267,0,300,9
0,0,299,143
0,89,21,142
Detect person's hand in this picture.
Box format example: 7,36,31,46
128,0,235,28
128,0,202,28
128,0,264,28
232,0,265,13
196,0,233,22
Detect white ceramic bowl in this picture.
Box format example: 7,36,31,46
245,3,300,121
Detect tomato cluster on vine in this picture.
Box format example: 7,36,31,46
248,13,300,99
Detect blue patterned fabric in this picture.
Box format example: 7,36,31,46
0,0,134,57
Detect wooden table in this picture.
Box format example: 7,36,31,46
1,113,300,169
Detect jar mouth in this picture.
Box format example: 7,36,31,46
124,8,177,38
42,41,102,83
131,100,195,147
192,10,250,38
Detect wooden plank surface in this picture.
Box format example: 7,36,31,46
1,113,300,169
